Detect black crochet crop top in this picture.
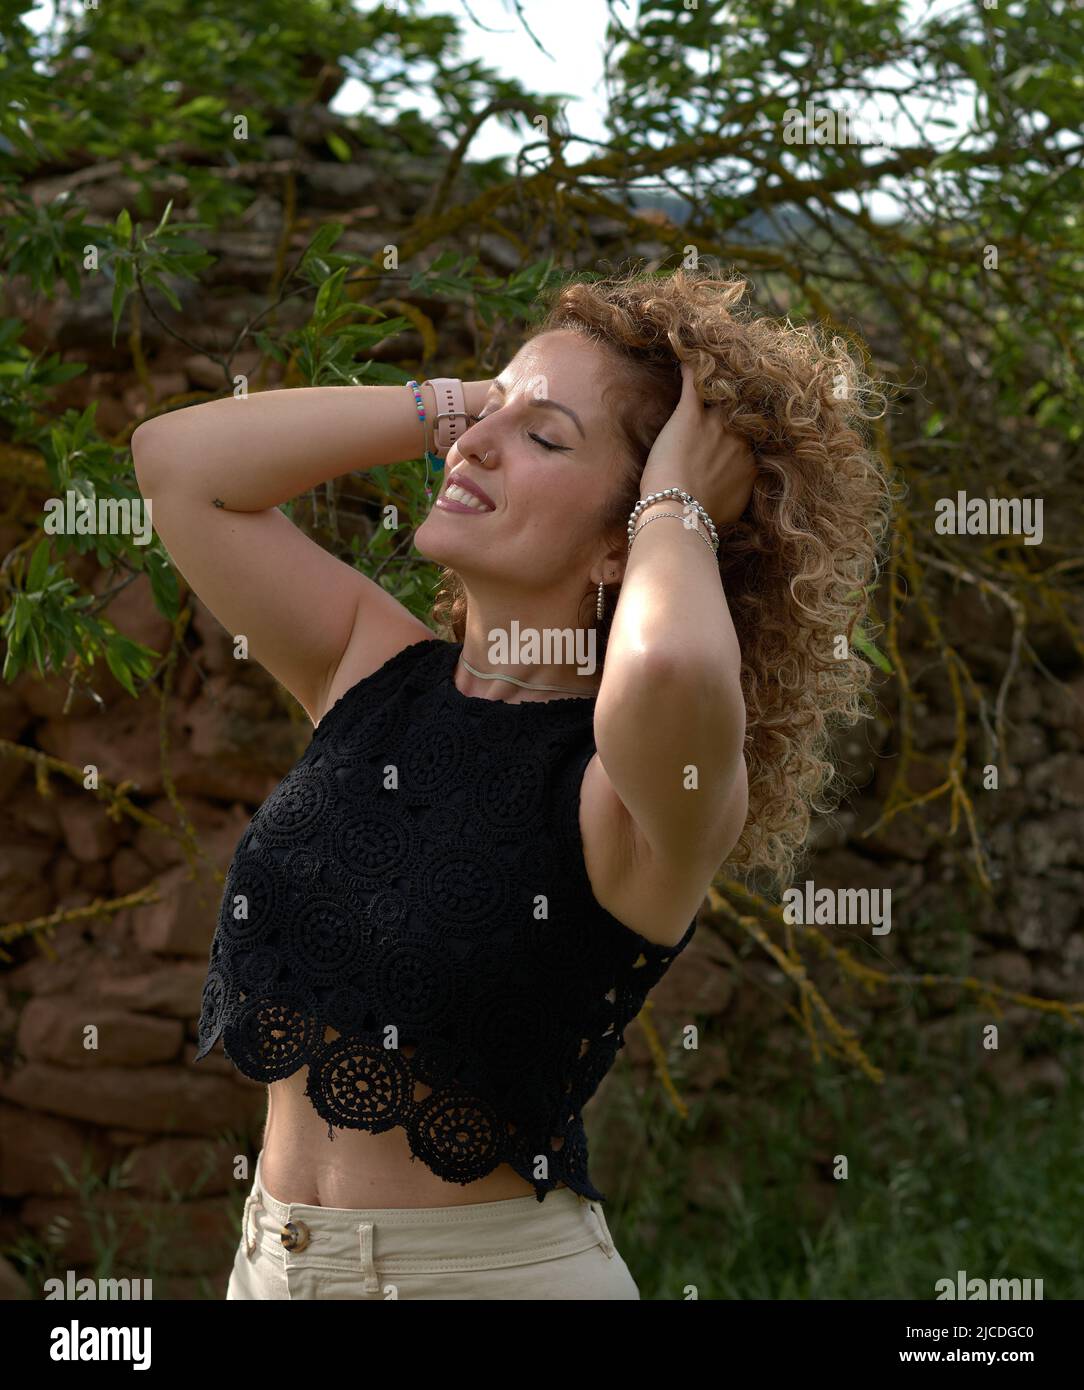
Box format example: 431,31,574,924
194,636,698,1203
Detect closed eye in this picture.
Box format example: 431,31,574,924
469,411,571,452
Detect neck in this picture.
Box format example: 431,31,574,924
458,605,602,702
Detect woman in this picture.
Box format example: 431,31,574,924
131,267,891,1299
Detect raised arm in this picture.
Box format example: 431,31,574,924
592,365,756,924
130,381,490,724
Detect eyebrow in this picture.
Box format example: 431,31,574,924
491,378,586,438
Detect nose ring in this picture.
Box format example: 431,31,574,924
280,1220,311,1251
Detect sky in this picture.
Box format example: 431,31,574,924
345,0,975,186
22,0,978,220
350,0,613,159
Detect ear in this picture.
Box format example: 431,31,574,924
589,546,627,588
604,541,628,586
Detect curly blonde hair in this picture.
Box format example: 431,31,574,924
431,265,895,893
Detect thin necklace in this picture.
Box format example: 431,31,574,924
459,655,597,698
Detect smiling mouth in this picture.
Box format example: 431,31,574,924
438,483,496,512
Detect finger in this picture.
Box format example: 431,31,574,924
679,360,707,411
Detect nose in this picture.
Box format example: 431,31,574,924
455,412,497,461
452,437,493,469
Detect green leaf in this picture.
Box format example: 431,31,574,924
104,640,139,697
111,276,126,343
313,266,348,325
26,622,45,673
12,594,30,645
153,198,175,237
147,551,180,619
852,625,893,674
26,538,51,591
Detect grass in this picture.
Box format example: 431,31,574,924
3,1129,254,1301
593,1017,1084,1300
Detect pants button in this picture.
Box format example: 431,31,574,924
280,1220,311,1252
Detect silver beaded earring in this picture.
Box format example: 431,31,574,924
596,579,605,620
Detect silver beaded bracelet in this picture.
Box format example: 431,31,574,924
628,489,719,554
628,510,718,556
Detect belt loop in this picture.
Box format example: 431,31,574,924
242,1192,262,1259
357,1222,380,1294
590,1203,616,1259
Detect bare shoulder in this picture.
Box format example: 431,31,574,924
578,750,746,948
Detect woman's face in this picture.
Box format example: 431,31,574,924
413,331,627,595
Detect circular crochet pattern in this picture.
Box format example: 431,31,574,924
322,697,401,763
373,933,459,1030
400,732,466,802
252,766,331,845
411,841,510,931
333,808,416,888
224,988,322,1081
306,1036,415,1133
366,888,408,934
322,985,372,1035
407,1089,506,1183
281,844,326,894
408,1034,473,1091
218,849,283,946
235,944,283,994
285,895,368,985
470,753,547,831
195,966,235,1057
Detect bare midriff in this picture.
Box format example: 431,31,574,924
258,1040,568,1209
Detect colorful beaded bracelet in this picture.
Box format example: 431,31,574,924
406,379,447,500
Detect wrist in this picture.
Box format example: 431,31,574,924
638,470,697,501
464,378,495,417
410,378,493,459
409,380,438,458
628,485,720,555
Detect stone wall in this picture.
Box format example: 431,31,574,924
2,133,1083,1298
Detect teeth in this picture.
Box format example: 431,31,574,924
445,483,491,511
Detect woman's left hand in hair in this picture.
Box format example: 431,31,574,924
639,361,757,527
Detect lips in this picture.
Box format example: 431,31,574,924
442,471,496,510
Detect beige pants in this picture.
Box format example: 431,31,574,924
225,1148,641,1300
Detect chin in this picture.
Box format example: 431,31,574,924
415,511,506,587
413,509,461,568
